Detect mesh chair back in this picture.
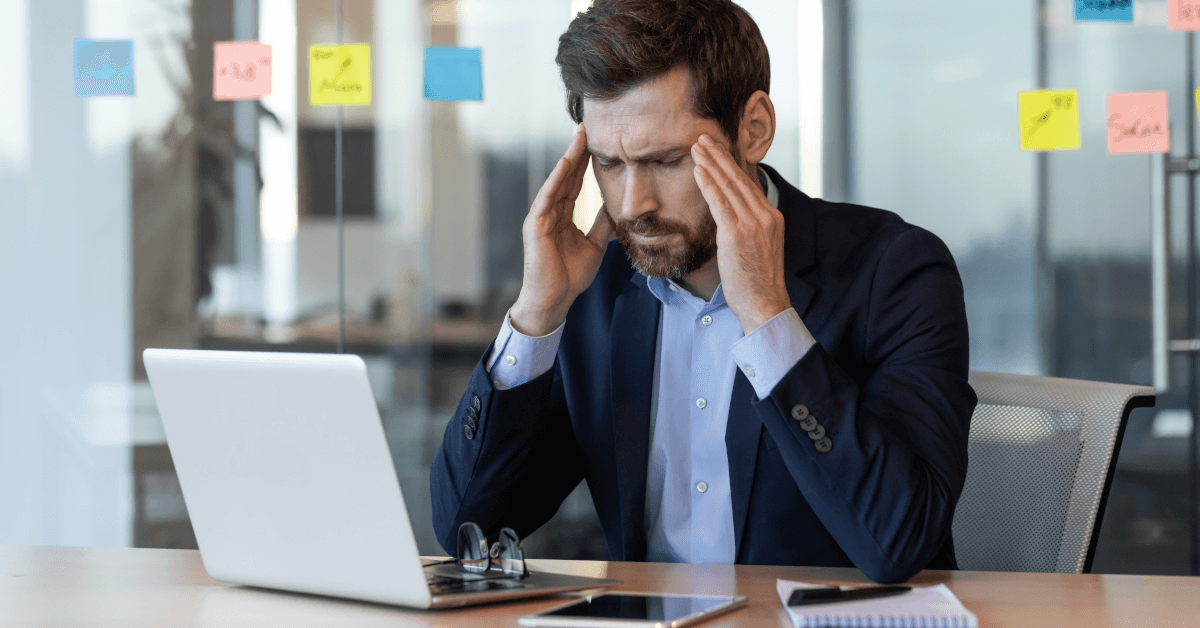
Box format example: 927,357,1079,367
952,371,1154,573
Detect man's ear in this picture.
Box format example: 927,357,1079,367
738,91,775,165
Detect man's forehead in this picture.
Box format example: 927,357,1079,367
581,67,710,159
586,133,694,161
584,109,710,160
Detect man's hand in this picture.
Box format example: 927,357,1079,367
691,133,792,335
509,124,616,337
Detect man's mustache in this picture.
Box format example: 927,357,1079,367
617,217,690,238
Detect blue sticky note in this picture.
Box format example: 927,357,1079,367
1075,0,1133,22
424,47,482,101
74,39,134,97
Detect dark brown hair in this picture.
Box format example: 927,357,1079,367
555,0,770,148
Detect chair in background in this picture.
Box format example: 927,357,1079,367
952,371,1156,573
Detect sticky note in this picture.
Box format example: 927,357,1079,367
74,39,134,97
1019,90,1081,152
214,41,272,100
309,44,372,106
1107,92,1170,154
1171,0,1200,29
1075,0,1133,22
424,47,483,101
1195,89,1200,127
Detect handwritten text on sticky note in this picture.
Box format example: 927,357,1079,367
424,47,483,101
1076,0,1133,22
309,44,372,106
214,42,272,101
1019,90,1081,152
1170,0,1200,29
1107,92,1170,154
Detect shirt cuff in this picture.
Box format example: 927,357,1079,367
730,308,816,400
486,309,565,390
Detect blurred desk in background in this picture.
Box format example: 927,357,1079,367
197,312,503,360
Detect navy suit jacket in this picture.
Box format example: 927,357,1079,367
431,164,977,584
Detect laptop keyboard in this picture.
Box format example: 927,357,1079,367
425,573,527,595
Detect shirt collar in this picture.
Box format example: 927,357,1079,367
646,165,778,307
648,277,725,311
758,165,779,208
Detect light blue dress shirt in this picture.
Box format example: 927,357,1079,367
485,167,818,564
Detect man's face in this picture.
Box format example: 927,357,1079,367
582,65,741,279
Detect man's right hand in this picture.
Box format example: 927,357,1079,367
509,123,615,337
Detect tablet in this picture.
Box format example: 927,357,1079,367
518,592,749,628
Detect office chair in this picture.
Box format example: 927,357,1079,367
952,371,1155,573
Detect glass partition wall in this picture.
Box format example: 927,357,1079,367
0,0,800,558
1036,0,1197,575
853,0,1196,575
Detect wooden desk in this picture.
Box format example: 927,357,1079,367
1,545,1197,627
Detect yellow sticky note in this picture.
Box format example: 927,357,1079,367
1019,90,1081,151
309,44,372,106
1195,88,1200,127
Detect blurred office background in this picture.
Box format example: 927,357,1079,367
0,0,1196,575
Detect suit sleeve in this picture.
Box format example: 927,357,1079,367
751,227,977,584
429,344,586,554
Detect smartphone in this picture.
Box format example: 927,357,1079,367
518,592,749,628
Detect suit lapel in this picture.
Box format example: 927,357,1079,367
725,369,761,559
726,164,821,559
763,162,820,319
610,274,660,561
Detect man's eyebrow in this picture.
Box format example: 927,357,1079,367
588,145,694,164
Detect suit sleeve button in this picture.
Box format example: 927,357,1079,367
814,437,831,453
799,416,818,431
808,425,826,440
464,424,476,440
473,395,482,411
791,404,809,421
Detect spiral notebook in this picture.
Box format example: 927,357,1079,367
776,579,978,628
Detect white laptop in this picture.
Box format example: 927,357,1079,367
143,348,619,609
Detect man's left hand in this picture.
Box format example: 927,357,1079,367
691,133,792,335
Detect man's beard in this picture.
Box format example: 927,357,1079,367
614,209,718,279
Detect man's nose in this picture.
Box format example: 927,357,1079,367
618,167,659,222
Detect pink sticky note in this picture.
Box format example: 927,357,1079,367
1170,0,1200,30
214,41,272,100
1107,92,1170,154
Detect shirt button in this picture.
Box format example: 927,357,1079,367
696,397,707,409
668,284,679,292
745,367,756,378
505,355,517,365
696,481,708,493
701,315,713,326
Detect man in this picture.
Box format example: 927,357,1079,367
431,0,976,584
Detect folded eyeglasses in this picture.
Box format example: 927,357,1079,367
455,521,530,578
